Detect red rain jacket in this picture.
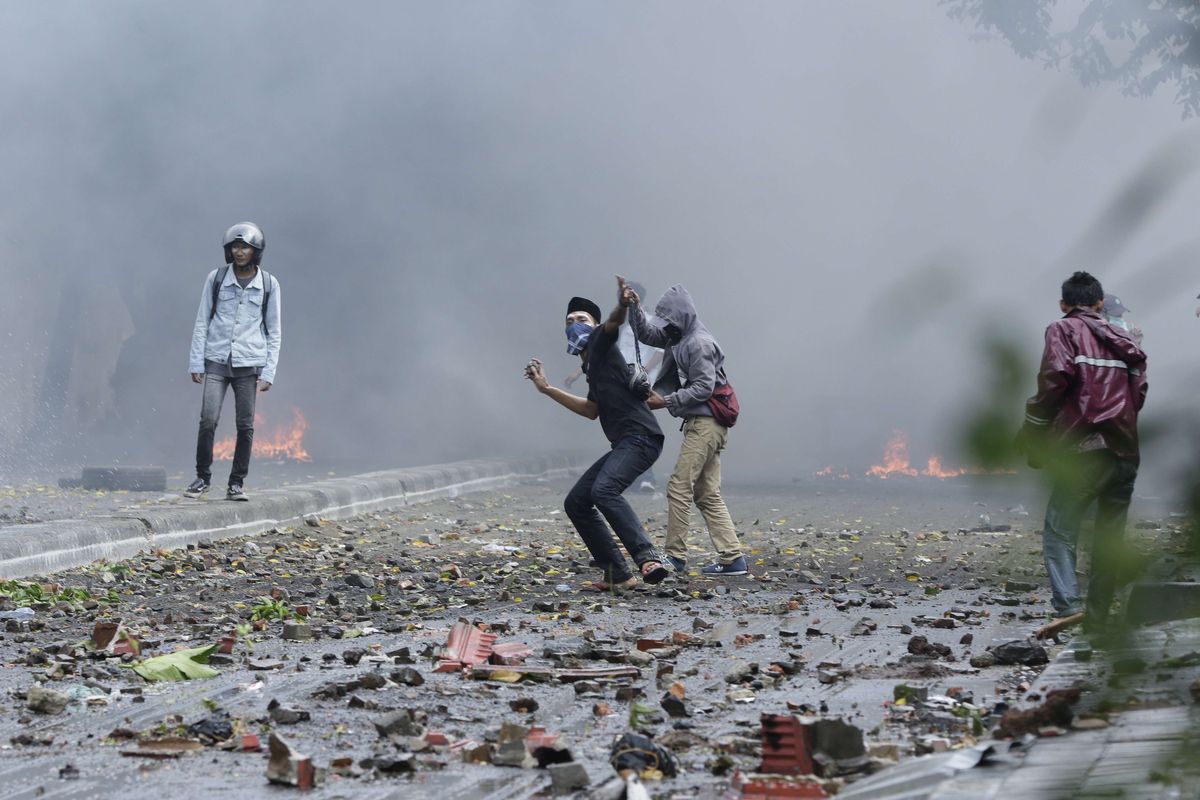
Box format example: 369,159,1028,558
1024,307,1148,463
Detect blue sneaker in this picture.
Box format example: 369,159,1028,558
666,556,687,574
701,556,748,577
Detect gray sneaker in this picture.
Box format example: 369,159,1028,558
226,484,249,501
184,478,209,498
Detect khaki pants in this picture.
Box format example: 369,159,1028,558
665,415,742,563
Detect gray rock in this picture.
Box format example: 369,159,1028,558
268,699,311,725
345,573,375,589
26,685,69,715
373,709,425,738
969,652,997,668
548,761,590,792
493,722,535,768
991,639,1049,666
282,623,313,641
357,672,387,690
725,661,754,684
625,648,653,667
390,667,424,687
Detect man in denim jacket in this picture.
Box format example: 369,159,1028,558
185,222,282,501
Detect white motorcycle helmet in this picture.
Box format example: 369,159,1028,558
222,222,265,265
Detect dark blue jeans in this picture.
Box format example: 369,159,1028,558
565,434,664,582
1042,450,1138,628
195,373,257,486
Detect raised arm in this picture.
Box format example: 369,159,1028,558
524,359,598,419
618,275,671,348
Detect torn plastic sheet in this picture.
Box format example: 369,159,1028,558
835,741,1024,800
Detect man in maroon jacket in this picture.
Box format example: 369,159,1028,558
1021,271,1148,639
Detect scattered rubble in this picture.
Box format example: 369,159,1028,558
2,479,1161,796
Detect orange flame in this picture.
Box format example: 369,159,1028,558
213,407,312,462
815,465,851,479
864,431,1014,479
865,431,919,478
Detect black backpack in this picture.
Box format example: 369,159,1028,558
209,266,273,334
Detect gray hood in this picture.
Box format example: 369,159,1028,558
629,283,727,418
654,285,699,335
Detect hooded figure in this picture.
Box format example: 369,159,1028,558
628,283,747,577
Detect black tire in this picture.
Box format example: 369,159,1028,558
80,466,167,492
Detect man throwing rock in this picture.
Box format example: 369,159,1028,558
524,282,669,590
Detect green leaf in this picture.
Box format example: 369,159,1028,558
130,644,220,682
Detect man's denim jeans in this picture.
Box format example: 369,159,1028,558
195,373,257,486
565,434,664,582
1042,450,1138,626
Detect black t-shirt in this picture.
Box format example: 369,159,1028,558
584,323,663,445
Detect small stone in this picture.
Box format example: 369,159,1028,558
373,709,425,738
726,687,757,703
969,652,997,668
26,685,69,715
267,699,310,725
548,762,590,793
817,668,842,685
357,673,387,690
625,649,653,667
282,623,313,641
660,692,689,717
342,648,367,666
367,754,416,774
724,662,754,684
510,697,539,713
390,667,424,687
345,573,375,589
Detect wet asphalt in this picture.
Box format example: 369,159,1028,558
0,475,1178,798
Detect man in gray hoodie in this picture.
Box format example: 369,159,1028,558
623,282,747,576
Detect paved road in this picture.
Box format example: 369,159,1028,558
1,476,1171,799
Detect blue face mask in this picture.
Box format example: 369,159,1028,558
566,321,593,355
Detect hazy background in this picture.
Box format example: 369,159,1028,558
1,1,1198,489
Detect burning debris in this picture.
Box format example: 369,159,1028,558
213,407,311,462
817,430,1015,480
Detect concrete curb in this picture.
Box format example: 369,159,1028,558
0,455,580,579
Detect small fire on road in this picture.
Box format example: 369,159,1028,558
214,407,312,462
817,430,1012,480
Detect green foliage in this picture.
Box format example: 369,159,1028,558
944,0,1200,117
250,597,300,622
629,701,658,731
130,645,219,682
0,580,102,608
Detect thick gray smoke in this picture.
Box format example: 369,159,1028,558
1,2,1197,487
